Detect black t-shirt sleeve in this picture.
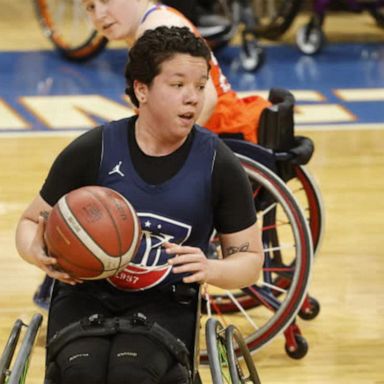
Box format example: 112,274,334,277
40,127,103,206
212,140,257,234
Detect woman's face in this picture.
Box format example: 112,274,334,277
136,53,209,142
82,0,146,40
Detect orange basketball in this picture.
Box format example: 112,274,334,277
44,186,141,280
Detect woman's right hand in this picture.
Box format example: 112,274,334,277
31,216,82,285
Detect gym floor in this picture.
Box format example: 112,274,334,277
0,1,383,383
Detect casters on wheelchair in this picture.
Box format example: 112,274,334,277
298,295,321,321
239,30,265,72
296,16,326,55
284,322,308,360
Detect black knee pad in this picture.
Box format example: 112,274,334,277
46,313,193,384
160,363,190,384
54,337,110,384
60,364,105,384
107,332,175,384
108,364,159,384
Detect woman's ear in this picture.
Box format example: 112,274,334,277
133,80,148,104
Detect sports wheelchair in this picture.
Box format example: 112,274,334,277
0,311,262,384
199,87,323,361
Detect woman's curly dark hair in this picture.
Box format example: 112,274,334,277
125,26,211,107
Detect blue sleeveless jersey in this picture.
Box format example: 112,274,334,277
97,117,217,291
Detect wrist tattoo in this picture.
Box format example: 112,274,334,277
225,242,250,256
40,210,49,220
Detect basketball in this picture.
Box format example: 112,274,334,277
44,186,142,280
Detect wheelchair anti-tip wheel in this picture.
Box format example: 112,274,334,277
201,155,313,361
33,0,108,61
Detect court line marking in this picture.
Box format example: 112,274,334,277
0,123,383,139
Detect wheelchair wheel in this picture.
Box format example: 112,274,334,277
370,4,384,27
296,22,326,55
0,314,43,384
250,0,302,39
0,320,24,384
201,155,313,361
33,0,108,61
288,165,325,256
205,318,231,384
225,325,261,384
239,32,265,72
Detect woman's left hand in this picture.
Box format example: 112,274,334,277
164,242,210,284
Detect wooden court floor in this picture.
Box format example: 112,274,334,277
1,1,384,383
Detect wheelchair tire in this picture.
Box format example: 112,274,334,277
33,0,108,61
250,0,302,39
201,155,313,361
3,314,43,384
239,36,265,72
225,325,261,384
289,165,325,257
296,23,326,55
205,318,229,384
0,319,24,384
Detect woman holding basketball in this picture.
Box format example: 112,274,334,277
32,0,272,310
16,27,264,384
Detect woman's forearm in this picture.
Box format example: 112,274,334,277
206,251,263,290
15,217,40,265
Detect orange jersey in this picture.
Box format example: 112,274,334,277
145,5,271,143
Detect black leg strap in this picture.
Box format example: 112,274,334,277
46,313,193,383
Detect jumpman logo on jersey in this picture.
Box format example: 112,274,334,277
108,161,124,177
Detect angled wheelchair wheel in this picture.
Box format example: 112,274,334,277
33,0,108,61
205,318,230,384
0,320,24,384
250,0,302,39
0,314,43,384
201,155,313,361
225,325,261,384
